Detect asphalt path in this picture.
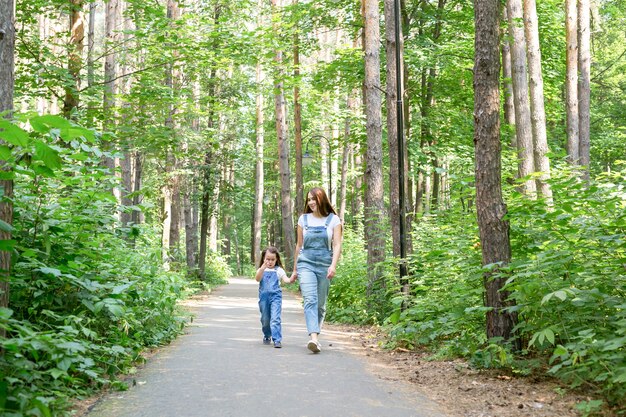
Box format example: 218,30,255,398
86,277,449,417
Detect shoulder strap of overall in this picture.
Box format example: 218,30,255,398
303,214,309,229
324,213,334,250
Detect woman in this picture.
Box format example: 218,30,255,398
289,187,342,353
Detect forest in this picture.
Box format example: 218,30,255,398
0,0,624,415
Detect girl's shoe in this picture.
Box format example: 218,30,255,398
307,340,321,353
274,341,282,348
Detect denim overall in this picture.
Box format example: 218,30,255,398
297,214,334,335
258,268,282,343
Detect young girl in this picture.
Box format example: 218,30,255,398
255,247,289,348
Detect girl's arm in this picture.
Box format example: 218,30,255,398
289,225,303,282
327,223,343,279
278,267,289,283
255,265,266,282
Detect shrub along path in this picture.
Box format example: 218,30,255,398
83,277,448,417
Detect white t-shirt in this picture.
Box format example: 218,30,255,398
265,266,289,283
297,213,342,247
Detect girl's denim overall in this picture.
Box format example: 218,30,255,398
297,214,334,335
258,268,282,343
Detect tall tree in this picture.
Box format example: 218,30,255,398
272,0,295,263
384,0,403,258
501,5,516,143
252,48,265,266
103,0,118,172
523,0,552,202
293,0,304,216
565,0,579,163
578,0,591,179
363,0,386,310
507,0,536,195
473,0,519,348
198,4,221,280
0,0,15,335
63,0,84,118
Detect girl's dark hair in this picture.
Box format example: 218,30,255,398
303,187,337,217
259,246,283,268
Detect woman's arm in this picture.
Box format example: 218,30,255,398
289,225,303,282
327,223,343,279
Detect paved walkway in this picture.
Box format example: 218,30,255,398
86,278,449,417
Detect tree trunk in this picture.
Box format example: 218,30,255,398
293,4,304,218
87,1,95,88
501,5,516,145
363,0,386,311
183,186,196,271
0,0,15,337
272,0,295,264
565,0,579,163
473,0,519,348
103,0,118,173
252,58,264,266
199,4,221,278
352,142,363,228
339,94,355,222
63,0,84,119
577,0,591,179
507,0,536,195
384,0,401,257
523,0,553,203
131,151,144,226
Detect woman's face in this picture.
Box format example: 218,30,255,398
307,193,318,213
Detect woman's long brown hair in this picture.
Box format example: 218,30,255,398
303,187,337,217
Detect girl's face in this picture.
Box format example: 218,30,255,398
264,252,277,268
307,193,318,213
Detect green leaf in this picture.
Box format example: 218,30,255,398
29,115,72,133
49,368,65,380
0,219,14,232
0,239,17,251
0,145,12,160
34,141,62,169
0,120,29,147
39,267,62,277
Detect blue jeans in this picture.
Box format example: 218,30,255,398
259,291,282,342
298,262,331,335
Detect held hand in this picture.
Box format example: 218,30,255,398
326,265,336,280
289,272,298,283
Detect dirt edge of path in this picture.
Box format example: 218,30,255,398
323,322,622,417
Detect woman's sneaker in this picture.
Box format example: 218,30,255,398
263,337,271,345
307,340,321,353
